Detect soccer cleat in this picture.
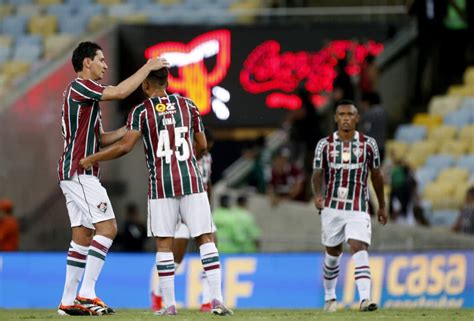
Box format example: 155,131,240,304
57,303,94,316
75,296,115,314
211,299,234,316
154,305,177,316
324,299,337,312
359,299,378,312
151,293,163,312
200,302,212,312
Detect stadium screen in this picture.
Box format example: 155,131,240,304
118,24,385,127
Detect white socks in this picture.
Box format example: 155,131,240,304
352,250,371,302
323,252,342,301
79,235,113,299
61,241,88,306
200,242,223,302
156,252,176,308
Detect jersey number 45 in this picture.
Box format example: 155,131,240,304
157,127,190,164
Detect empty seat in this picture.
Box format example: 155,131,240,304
0,47,11,65
410,140,438,155
460,97,474,110
438,139,470,156
6,0,33,4
37,0,62,5
28,15,58,37
58,15,89,35
416,166,439,192
128,0,153,6
88,15,118,32
17,4,43,17
448,85,474,96
0,35,13,48
429,95,462,116
46,4,76,17
44,34,74,58
429,210,458,226
453,182,471,207
444,109,472,128
457,154,474,173
96,0,123,5
107,3,137,17
0,60,31,79
459,124,474,141
413,113,443,130
12,44,42,63
0,4,14,19
404,148,429,169
464,67,474,85
423,181,457,210
16,35,42,47
77,4,106,18
2,16,28,36
394,124,427,143
425,154,455,171
386,140,409,161
437,167,470,183
428,125,457,141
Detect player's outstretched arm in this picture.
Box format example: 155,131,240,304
100,126,127,148
80,130,142,169
370,167,388,225
101,57,169,101
311,169,325,211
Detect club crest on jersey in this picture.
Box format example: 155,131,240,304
353,147,363,157
97,202,108,213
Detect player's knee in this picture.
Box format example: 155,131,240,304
94,219,118,240
195,233,213,246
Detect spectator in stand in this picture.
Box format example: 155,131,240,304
359,92,388,162
233,195,261,253
243,136,267,194
213,195,243,254
0,199,19,251
389,156,418,224
452,186,474,234
267,148,305,206
358,54,379,96
116,203,147,252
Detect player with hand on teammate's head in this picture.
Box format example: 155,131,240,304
312,100,387,313
57,41,168,316
79,67,233,316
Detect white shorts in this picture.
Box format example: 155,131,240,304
59,173,115,229
148,192,214,238
175,215,216,239
320,207,372,247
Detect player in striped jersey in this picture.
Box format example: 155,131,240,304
312,100,388,313
57,41,168,316
79,68,232,316
151,128,215,312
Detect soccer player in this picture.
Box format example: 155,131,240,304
79,68,233,316
151,128,216,312
57,41,168,316
312,100,388,312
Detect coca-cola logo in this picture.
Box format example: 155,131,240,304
240,39,383,110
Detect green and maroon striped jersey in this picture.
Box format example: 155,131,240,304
198,153,212,190
313,131,380,213
126,94,205,199
58,78,106,181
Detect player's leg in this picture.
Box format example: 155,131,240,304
345,212,377,312
181,192,233,316
320,208,346,312
58,178,105,316
74,175,117,314
149,198,180,316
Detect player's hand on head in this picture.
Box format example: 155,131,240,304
79,157,93,170
147,57,169,70
377,208,388,225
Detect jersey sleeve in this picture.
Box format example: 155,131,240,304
313,139,328,170
126,104,145,132
366,137,381,169
71,79,106,101
186,98,204,133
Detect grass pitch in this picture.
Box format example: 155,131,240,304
0,309,473,321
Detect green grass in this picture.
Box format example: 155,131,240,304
0,309,473,321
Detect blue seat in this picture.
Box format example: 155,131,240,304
77,4,105,18
415,166,439,192
58,15,89,35
6,0,32,4
16,35,42,47
127,0,153,6
0,46,11,64
425,154,455,172
107,4,138,17
47,4,76,17
394,124,427,143
457,154,474,174
429,210,458,226
1,16,28,36
65,0,92,7
12,43,42,63
444,110,472,128
461,98,474,110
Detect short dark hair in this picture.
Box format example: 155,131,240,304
72,41,102,72
147,67,169,86
336,99,356,109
